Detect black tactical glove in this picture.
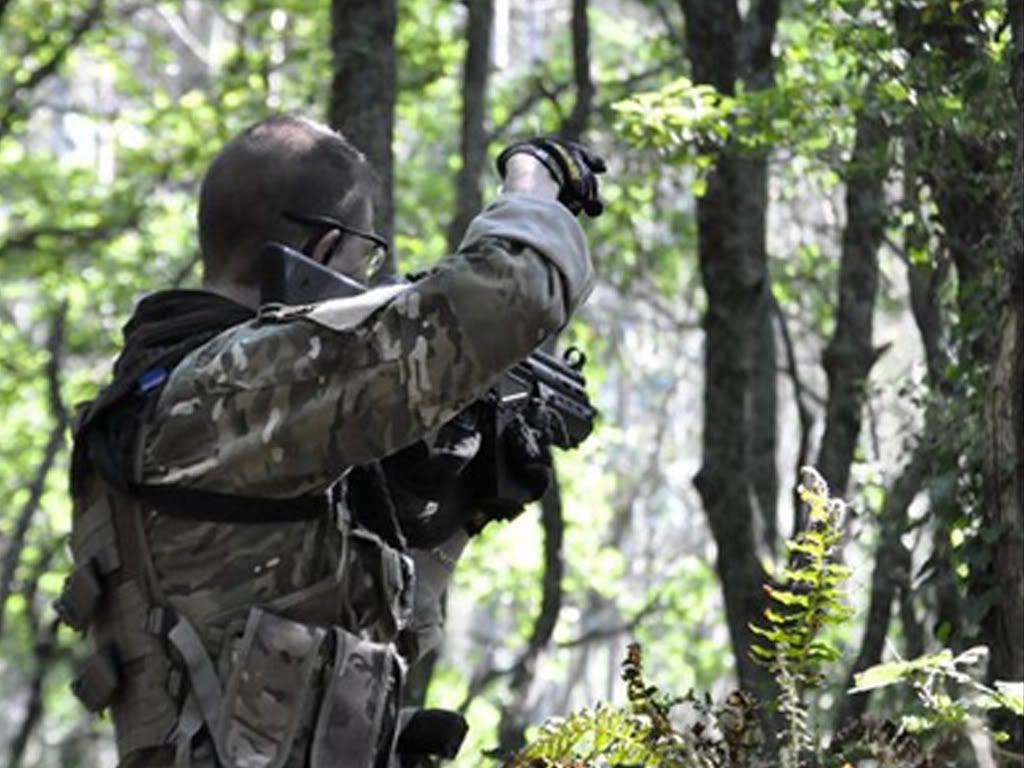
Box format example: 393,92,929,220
396,708,468,766
380,410,483,548
503,413,554,501
464,413,553,535
496,136,607,217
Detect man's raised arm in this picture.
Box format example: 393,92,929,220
140,159,596,498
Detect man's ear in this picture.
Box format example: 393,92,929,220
310,229,342,264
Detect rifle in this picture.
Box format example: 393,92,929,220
260,242,597,512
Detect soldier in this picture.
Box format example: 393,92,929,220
57,114,603,768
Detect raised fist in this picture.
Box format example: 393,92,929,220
497,137,607,218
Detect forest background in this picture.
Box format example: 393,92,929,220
0,0,1021,766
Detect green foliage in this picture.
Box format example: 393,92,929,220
746,467,851,766
503,643,761,768
852,647,1024,740
501,470,1023,766
2,0,1021,764
750,468,852,689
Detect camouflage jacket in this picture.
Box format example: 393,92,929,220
140,192,593,496
63,192,593,768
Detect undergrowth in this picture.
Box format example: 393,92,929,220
498,468,1023,768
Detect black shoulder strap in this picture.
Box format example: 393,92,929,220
132,482,330,524
73,290,329,524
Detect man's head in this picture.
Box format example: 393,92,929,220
198,114,378,303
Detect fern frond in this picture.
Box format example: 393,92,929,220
749,466,852,764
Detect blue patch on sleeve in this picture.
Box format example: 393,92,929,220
137,367,169,393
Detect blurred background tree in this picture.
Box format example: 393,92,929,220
0,0,1019,766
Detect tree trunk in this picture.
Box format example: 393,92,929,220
446,0,494,251
558,0,594,141
815,110,888,499
751,295,778,549
679,0,781,709
895,2,1022,748
496,481,566,754
833,446,927,729
985,0,1023,748
494,1,595,745
329,0,398,253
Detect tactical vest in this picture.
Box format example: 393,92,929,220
56,292,415,768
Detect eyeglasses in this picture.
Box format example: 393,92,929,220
282,210,390,276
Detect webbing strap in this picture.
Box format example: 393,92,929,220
133,482,331,524
167,616,226,766
173,694,203,768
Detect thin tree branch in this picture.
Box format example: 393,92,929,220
489,62,670,145
0,221,130,256
170,252,202,288
21,539,62,639
154,5,210,66
0,0,105,140
7,617,61,768
895,542,926,659
558,0,595,141
487,78,571,144
556,594,663,649
608,381,675,546
652,0,687,53
773,296,815,537
446,0,494,251
815,107,890,498
457,476,566,719
0,302,69,638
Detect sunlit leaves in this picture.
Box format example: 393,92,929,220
851,646,1024,736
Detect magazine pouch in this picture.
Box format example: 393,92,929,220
217,608,327,768
310,627,404,768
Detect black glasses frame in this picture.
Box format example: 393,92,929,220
282,210,390,273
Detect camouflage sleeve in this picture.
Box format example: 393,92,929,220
139,193,593,498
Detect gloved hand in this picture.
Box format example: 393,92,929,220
502,413,554,502
464,413,553,535
396,708,468,766
380,410,483,548
496,136,607,217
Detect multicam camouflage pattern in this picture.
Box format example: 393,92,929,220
71,193,592,768
218,609,327,768
311,628,403,768
144,494,413,652
140,194,592,498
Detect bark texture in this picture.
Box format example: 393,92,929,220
751,313,778,548
558,0,595,141
678,0,781,710
329,0,398,248
447,0,494,250
815,111,888,499
985,0,1023,747
895,1,1022,748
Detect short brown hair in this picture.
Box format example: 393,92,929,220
197,114,375,286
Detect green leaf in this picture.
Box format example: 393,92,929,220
850,650,956,693
994,681,1024,717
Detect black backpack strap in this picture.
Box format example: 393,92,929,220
132,482,331,523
